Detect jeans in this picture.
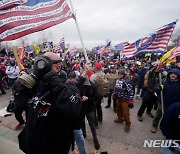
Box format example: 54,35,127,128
14,105,29,124
73,129,88,154
94,96,103,122
82,111,97,140
137,90,157,117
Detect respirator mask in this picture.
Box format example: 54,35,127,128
19,55,61,88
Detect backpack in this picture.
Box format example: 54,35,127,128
95,74,109,97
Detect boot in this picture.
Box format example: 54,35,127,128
94,138,100,150
114,118,123,123
137,115,143,122
105,105,110,108
146,112,154,118
125,126,130,133
150,126,157,133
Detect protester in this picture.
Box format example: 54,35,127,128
81,77,100,150
18,52,82,154
5,60,20,87
66,71,88,154
105,65,117,111
12,73,32,130
113,69,134,133
90,62,105,126
160,102,180,154
151,68,180,133
137,66,159,121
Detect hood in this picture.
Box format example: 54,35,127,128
167,68,180,79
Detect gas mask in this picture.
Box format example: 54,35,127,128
19,55,61,88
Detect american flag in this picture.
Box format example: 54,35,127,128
53,45,61,52
68,47,77,57
170,45,180,60
94,46,99,54
53,37,65,52
99,41,111,56
0,0,73,41
115,42,129,51
123,21,177,58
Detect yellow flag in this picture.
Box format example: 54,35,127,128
34,44,41,54
160,47,176,64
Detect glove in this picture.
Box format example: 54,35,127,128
128,104,134,109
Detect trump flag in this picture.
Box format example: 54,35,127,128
0,0,74,41
123,21,177,58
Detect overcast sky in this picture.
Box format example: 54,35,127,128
4,0,180,50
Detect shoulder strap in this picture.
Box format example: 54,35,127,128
39,91,51,100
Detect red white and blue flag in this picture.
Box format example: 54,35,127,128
0,0,74,41
98,41,111,56
115,42,129,51
123,21,177,58
170,45,180,60
54,37,65,52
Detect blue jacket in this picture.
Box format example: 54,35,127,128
158,68,180,107
160,102,180,140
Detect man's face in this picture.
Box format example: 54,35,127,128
169,72,178,81
52,63,61,73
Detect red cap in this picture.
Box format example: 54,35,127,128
95,62,102,70
72,64,80,69
99,61,105,67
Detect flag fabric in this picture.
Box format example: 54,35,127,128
25,46,34,54
115,42,129,51
68,47,77,57
53,37,65,52
33,44,41,54
170,45,180,60
0,0,74,41
0,0,27,10
160,47,176,64
123,21,177,58
43,41,53,48
99,41,111,56
54,44,61,52
94,46,99,54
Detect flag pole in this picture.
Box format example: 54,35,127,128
67,0,89,62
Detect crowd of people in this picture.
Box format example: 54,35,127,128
0,50,180,154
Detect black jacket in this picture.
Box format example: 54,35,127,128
81,81,97,114
18,74,82,154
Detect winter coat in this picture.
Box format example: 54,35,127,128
160,102,180,141
158,68,180,107
113,78,134,104
18,76,82,154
